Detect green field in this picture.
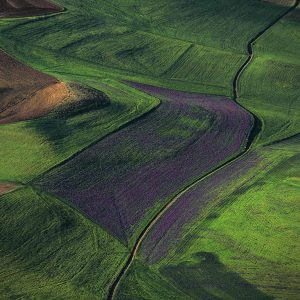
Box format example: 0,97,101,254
0,0,299,299
0,80,159,182
240,6,300,145
0,0,290,96
112,5,300,299
0,187,128,299
117,141,299,299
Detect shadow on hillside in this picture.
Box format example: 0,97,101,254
161,252,272,299
24,84,125,151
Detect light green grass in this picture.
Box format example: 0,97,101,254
167,147,300,299
240,7,300,145
0,187,128,299
117,141,300,299
0,0,289,96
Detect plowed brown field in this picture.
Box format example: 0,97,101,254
0,51,69,124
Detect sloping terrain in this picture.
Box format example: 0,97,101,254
0,50,69,124
0,79,158,182
240,4,300,145
113,3,300,299
120,140,299,299
0,48,159,183
0,0,299,299
0,182,18,195
0,187,128,299
36,83,252,244
0,0,291,96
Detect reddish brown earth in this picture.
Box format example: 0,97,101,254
0,182,18,195
0,51,69,124
0,0,63,17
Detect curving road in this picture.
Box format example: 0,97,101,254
106,1,300,299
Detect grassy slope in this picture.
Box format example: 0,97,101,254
0,1,299,299
116,140,300,299
240,6,300,145
0,80,159,182
0,0,288,96
161,144,300,299
35,84,252,246
114,4,300,300
0,187,128,299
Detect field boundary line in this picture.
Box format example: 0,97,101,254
29,100,161,184
0,183,23,197
106,1,299,299
160,43,194,77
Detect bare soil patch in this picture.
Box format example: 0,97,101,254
0,51,69,124
0,182,18,195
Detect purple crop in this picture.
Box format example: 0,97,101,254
37,82,253,244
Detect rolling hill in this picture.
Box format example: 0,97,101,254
0,0,299,299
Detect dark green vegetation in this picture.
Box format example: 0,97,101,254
0,187,128,299
0,0,299,299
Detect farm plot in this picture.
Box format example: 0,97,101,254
239,4,300,145
36,83,252,245
116,137,300,299
0,187,128,299
163,44,246,91
0,79,159,182
0,0,63,18
90,0,290,52
0,50,69,124
0,0,292,97
59,28,191,77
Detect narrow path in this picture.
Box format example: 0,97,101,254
106,1,299,299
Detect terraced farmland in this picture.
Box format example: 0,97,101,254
0,0,299,299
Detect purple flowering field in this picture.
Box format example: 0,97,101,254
37,83,253,243
139,150,264,263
